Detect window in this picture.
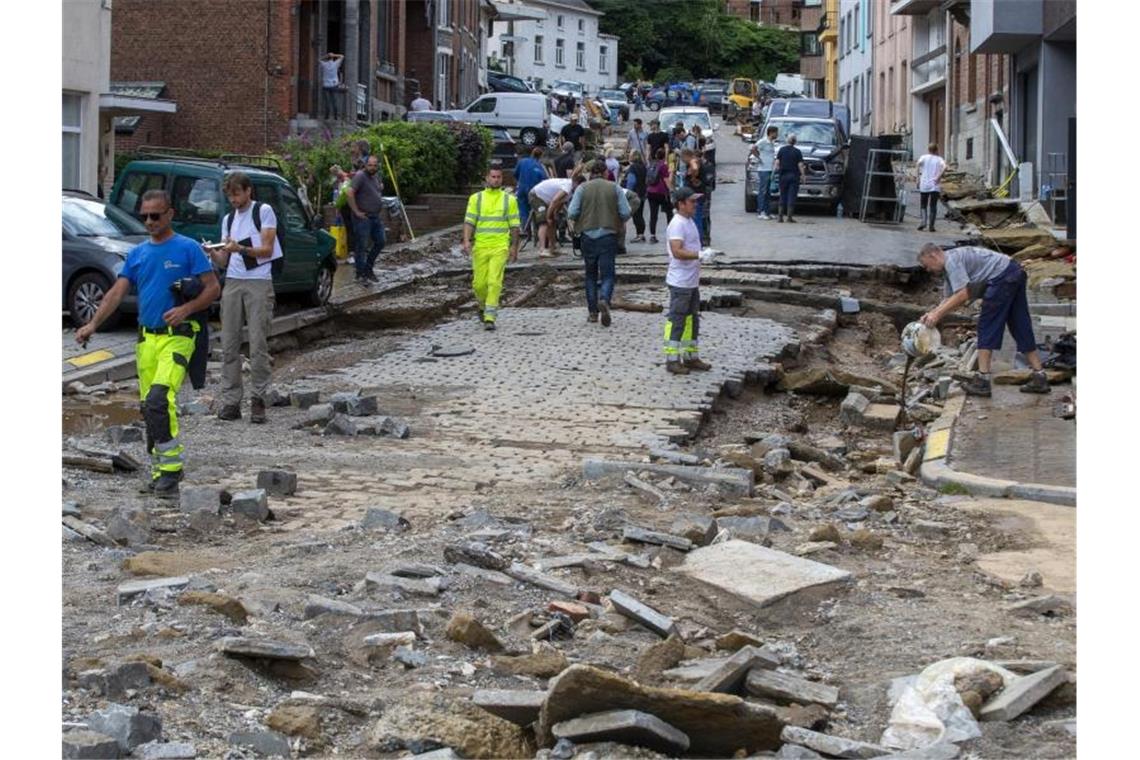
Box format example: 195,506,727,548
501,40,513,60
557,14,564,29
276,185,310,231
599,45,608,74
116,171,166,215
63,93,82,189
534,35,544,64
968,53,978,102
866,67,873,123
750,1,760,24
865,2,871,37
555,38,564,67
578,19,584,33
839,17,845,58
801,32,822,56
468,96,497,113
437,0,450,27
854,4,860,45
576,41,585,70
802,0,821,5
171,176,220,225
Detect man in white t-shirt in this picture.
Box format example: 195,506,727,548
663,187,712,375
410,92,432,112
530,176,578,256
915,142,947,232
209,172,284,424
320,52,344,120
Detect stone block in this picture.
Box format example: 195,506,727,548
552,709,690,755
670,514,718,547
179,486,222,515
324,413,357,436
230,489,269,521
622,526,693,551
378,416,411,439
473,689,547,726
548,600,591,622
505,562,579,597
117,576,190,605
763,447,794,475
745,668,839,708
445,610,505,652
88,703,162,753
135,741,197,760
361,507,410,532
716,516,789,540
364,572,445,597
227,730,292,758
329,392,379,416
105,506,151,547
218,637,314,661
1006,595,1073,618
490,643,569,678
779,726,887,759
693,646,778,693
106,425,144,446
676,540,852,609
305,403,334,425
289,389,320,409
715,630,764,652
362,631,417,648
979,665,1068,722
444,541,509,571
609,589,678,638
63,729,122,759
256,470,297,496
361,608,426,636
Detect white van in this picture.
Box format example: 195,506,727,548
449,92,551,148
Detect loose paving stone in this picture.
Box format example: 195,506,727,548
323,413,358,436
552,709,691,755
473,689,547,726
764,447,794,474
693,646,779,693
230,489,269,521
105,506,151,547
305,403,334,425
88,703,162,753
371,692,531,758
256,470,297,496
218,637,314,661
622,526,693,551
360,507,411,532
303,594,364,619
539,664,784,756
670,514,718,546
79,661,152,697
289,389,320,409
63,729,122,759
117,576,190,605
445,610,505,652
609,589,678,638
745,668,840,708
716,630,765,652
227,729,292,757
378,416,411,438
179,486,222,514
979,665,1068,722
505,561,579,597
780,726,888,759
329,392,379,416
362,609,427,636
677,540,852,609
135,741,197,759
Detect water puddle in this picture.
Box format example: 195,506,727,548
62,394,140,436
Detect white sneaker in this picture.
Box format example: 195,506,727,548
537,249,554,258
759,213,771,220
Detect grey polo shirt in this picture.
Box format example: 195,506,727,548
944,246,1012,299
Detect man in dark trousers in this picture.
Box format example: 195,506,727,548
774,134,805,223
560,113,587,162
76,190,219,497
567,159,630,327
554,141,577,179
918,242,1052,397
346,154,386,284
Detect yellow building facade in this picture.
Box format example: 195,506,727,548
819,0,839,102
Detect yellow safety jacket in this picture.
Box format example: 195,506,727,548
465,187,520,254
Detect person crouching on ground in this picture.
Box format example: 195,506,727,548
663,187,712,375
917,242,1051,396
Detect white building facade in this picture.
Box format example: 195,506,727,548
836,0,874,136
489,0,620,94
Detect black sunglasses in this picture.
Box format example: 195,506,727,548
139,210,168,221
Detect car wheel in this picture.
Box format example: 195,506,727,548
649,102,660,112
306,261,335,307
745,192,757,214
68,271,120,330
519,128,539,147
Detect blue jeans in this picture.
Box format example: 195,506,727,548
978,262,1037,352
778,174,800,216
693,198,705,244
757,171,772,214
354,213,385,276
580,233,617,313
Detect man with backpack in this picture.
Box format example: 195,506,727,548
212,172,284,424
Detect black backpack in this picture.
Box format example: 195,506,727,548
224,200,285,276
646,161,661,187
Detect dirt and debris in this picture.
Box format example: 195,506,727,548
61,263,1074,759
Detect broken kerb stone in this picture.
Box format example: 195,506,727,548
505,562,578,597
324,413,358,436
979,665,1068,722
552,709,691,755
229,489,269,522
472,689,547,726
256,470,297,497
779,727,887,759
303,594,364,619
361,507,411,532
622,526,693,552
227,729,292,758
218,637,315,661
693,645,779,693
178,486,222,515
328,392,379,416
117,576,190,605
583,458,754,496
609,589,678,638
62,729,122,759
289,389,320,409
745,668,840,708
454,562,514,585
134,741,198,760
87,703,163,753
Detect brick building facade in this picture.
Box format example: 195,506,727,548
723,0,799,27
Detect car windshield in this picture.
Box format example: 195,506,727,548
553,80,583,93
662,112,713,134
769,120,838,146
598,90,624,100
63,196,147,237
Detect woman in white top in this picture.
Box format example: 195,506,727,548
915,143,947,232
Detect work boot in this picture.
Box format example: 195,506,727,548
787,217,797,223
961,374,993,397
1020,370,1052,394
649,235,658,244
365,271,380,283
484,320,496,331
587,313,598,323
138,476,157,494
777,215,785,223
152,471,183,500
599,301,612,327
683,356,712,371
666,360,690,375
250,397,267,424
217,404,241,421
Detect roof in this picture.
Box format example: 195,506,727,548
530,0,602,17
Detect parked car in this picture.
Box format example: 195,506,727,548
745,116,848,214
658,106,715,136
766,98,851,141
63,190,144,327
490,127,519,172
596,88,630,121
549,79,585,102
487,70,532,93
406,110,456,122
697,86,728,114
448,91,551,148
109,152,337,307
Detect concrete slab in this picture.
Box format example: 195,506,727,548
952,499,1074,594
675,540,852,608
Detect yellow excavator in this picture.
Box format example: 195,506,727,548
726,77,759,114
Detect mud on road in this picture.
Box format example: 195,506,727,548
61,265,1075,759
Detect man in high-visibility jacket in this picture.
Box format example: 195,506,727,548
463,162,520,330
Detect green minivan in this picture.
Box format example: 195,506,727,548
109,152,337,306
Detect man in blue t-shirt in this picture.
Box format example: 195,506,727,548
514,146,548,238
76,189,219,498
